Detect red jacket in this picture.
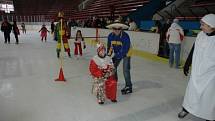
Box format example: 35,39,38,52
89,60,103,78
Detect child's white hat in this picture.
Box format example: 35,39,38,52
97,43,106,53
201,14,215,28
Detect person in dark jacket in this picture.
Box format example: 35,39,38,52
12,21,20,44
21,23,26,34
51,22,55,34
158,19,171,58
1,18,12,44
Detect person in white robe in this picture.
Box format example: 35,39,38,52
178,14,215,121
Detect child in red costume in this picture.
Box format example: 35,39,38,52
89,43,117,104
39,24,49,42
74,30,86,59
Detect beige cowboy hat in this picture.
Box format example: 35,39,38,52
106,20,129,30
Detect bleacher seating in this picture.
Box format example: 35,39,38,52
71,0,150,20
172,0,215,20
1,0,150,21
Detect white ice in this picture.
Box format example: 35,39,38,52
0,30,205,121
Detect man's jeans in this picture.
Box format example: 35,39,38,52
112,56,132,88
168,43,181,68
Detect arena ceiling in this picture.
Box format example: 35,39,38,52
12,0,82,15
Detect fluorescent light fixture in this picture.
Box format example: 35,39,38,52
0,3,14,13
131,9,137,11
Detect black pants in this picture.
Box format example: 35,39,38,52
22,28,26,34
112,56,132,88
14,33,19,44
4,32,10,43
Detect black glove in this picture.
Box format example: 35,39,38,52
83,45,86,49
183,65,189,76
183,44,195,76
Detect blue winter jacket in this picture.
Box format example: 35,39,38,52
107,31,131,59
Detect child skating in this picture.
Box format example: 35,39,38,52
39,24,49,42
89,43,117,105
74,30,86,59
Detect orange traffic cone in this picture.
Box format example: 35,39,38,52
55,67,66,82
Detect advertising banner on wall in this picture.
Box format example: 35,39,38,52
73,28,160,54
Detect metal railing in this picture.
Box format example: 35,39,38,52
0,14,49,22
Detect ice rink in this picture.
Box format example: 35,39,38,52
0,30,204,121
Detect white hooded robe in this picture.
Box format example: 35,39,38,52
183,31,215,120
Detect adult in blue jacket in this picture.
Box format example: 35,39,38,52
106,21,132,95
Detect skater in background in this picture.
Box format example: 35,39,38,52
127,18,137,31
39,24,49,42
158,19,171,58
51,21,56,41
1,17,12,44
89,43,117,105
12,21,20,44
21,22,26,34
55,11,71,58
51,21,55,34
74,30,86,59
166,18,184,69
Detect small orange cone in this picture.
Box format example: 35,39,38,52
55,67,66,82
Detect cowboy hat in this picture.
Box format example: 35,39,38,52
106,20,129,30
